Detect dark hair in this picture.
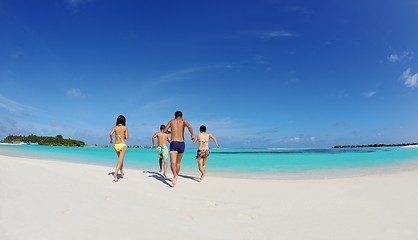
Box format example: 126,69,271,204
160,124,166,130
200,125,206,132
174,111,183,118
116,115,126,126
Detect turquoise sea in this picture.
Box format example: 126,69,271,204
1,144,418,179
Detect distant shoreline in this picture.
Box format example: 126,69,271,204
3,141,418,149
333,143,418,148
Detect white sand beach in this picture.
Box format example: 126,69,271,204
1,155,418,240
402,144,418,148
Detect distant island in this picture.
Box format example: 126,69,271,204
3,134,86,147
333,142,418,148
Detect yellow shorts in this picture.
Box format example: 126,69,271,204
114,144,127,152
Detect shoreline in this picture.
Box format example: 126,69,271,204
402,144,418,148
2,151,418,180
1,155,418,239
3,141,418,148
2,149,418,180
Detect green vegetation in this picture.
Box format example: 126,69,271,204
3,134,86,147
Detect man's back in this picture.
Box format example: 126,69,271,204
165,111,194,186
169,118,185,142
156,132,169,146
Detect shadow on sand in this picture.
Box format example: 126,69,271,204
143,171,173,188
179,174,200,183
108,172,124,181
143,171,201,187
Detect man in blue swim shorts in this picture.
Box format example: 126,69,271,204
152,125,171,178
165,111,194,186
170,141,185,153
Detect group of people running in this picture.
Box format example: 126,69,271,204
109,111,220,186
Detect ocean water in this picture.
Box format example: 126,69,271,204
1,144,418,179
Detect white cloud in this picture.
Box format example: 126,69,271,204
336,91,349,99
240,29,296,41
388,50,414,63
133,64,235,98
262,31,296,39
287,137,301,143
188,117,271,146
363,91,377,97
387,53,399,63
157,65,233,83
0,95,37,114
400,68,418,88
281,135,316,143
67,88,82,97
0,117,105,145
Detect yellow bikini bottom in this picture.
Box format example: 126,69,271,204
114,144,127,152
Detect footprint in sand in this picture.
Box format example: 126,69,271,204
207,201,218,207
239,213,254,221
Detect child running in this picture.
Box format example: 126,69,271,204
152,124,171,178
109,115,128,182
193,125,220,180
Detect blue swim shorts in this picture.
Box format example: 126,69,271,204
170,141,185,153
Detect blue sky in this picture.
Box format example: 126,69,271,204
1,0,417,148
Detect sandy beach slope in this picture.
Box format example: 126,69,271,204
1,155,418,240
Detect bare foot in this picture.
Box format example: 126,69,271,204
159,169,162,173
172,175,178,186
113,174,118,182
163,172,167,178
200,174,205,181
121,172,125,178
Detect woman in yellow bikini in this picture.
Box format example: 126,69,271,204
109,115,128,182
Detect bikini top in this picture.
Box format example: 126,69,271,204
115,125,125,140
